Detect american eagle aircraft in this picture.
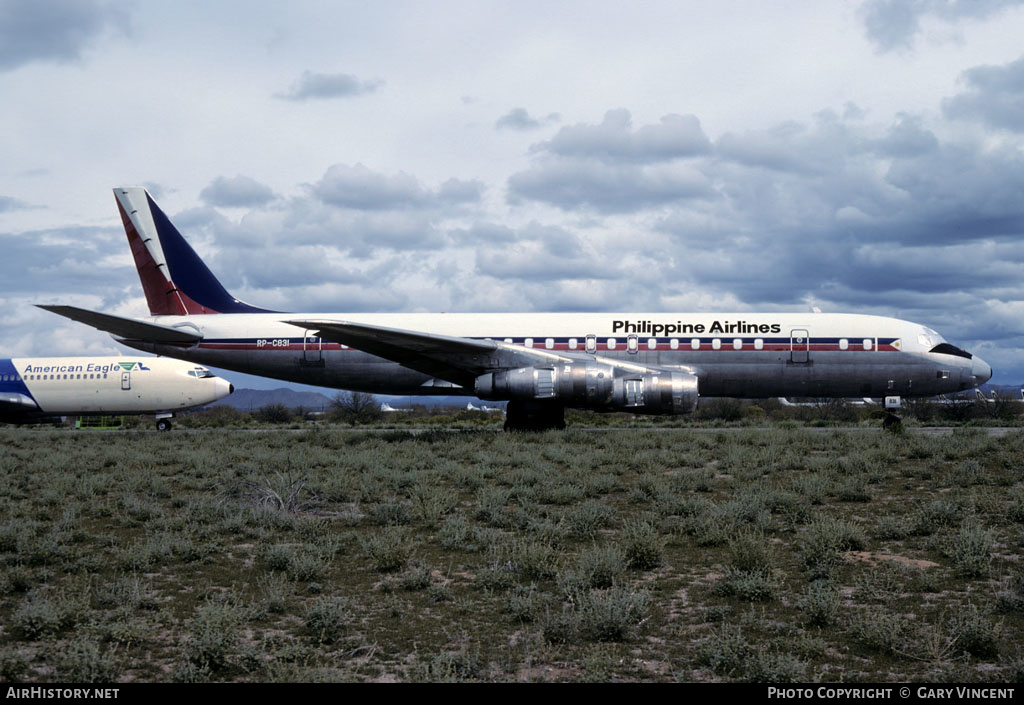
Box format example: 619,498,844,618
0,356,233,430
40,187,992,431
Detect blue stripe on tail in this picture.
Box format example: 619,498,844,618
147,193,278,314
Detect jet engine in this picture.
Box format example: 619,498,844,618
474,363,699,415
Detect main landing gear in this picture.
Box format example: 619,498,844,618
156,417,173,431
504,400,566,432
882,396,903,433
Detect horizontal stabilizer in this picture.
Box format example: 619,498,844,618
36,305,203,343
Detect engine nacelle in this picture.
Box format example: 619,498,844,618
475,363,699,415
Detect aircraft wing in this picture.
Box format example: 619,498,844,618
36,305,203,344
288,319,578,387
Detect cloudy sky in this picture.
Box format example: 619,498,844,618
3,0,1024,386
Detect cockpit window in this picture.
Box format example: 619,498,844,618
188,368,216,378
929,343,972,360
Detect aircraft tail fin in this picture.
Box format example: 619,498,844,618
114,187,275,315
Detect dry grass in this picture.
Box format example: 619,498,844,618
0,423,1022,682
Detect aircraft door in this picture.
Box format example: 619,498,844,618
121,371,131,390
790,329,810,364
302,330,325,367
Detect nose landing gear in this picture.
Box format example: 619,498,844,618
883,396,902,433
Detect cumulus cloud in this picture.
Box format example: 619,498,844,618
0,0,129,71
495,108,560,131
943,54,1024,132
0,195,32,212
200,175,276,208
276,71,383,101
859,0,1021,53
310,163,482,212
507,110,716,213
310,163,430,210
509,160,715,213
535,109,711,164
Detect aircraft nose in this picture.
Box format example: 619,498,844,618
972,356,992,386
215,378,234,400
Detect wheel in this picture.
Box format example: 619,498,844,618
156,418,172,431
504,400,566,432
882,413,902,433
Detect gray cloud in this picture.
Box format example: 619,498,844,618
0,226,129,303
0,0,129,71
859,0,1022,53
437,178,485,205
276,71,383,101
509,160,715,213
200,175,276,208
943,54,1024,132
536,109,711,164
310,163,482,213
507,110,716,213
311,164,430,210
495,108,561,131
0,195,32,212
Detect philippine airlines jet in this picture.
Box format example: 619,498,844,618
0,356,233,430
39,187,992,430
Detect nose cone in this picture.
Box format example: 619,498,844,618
214,378,234,400
971,356,993,386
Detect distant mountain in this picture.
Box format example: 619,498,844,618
212,388,335,412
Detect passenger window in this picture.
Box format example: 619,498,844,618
568,338,578,350
647,338,657,350
525,338,533,348
607,338,617,350
863,339,873,351
839,338,849,350
670,339,679,350
754,339,764,350
712,339,721,350
691,339,700,350
733,339,742,350
545,338,554,350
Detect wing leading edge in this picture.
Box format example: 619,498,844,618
36,305,203,344
287,319,578,386
286,319,690,388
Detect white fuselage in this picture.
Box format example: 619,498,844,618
0,356,233,418
116,311,992,400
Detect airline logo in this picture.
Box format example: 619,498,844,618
612,319,784,335
21,361,151,374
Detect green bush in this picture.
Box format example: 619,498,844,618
304,597,351,645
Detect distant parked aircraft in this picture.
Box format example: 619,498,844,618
0,356,233,430
40,186,993,431
467,401,504,413
380,402,410,413
777,397,876,407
